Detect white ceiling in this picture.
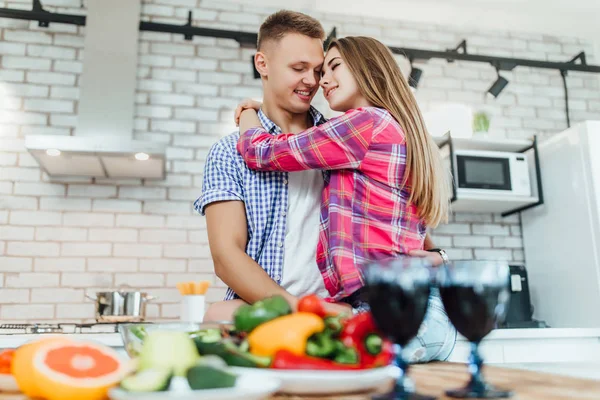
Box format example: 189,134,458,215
240,0,600,41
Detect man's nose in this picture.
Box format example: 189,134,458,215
303,72,317,86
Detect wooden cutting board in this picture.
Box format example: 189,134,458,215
270,362,600,400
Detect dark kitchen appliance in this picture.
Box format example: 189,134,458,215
499,264,549,328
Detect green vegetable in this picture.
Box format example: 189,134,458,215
323,315,343,335
186,364,237,390
333,341,359,365
194,337,272,368
120,368,172,392
306,332,336,358
238,339,249,353
188,328,222,343
261,295,292,315
129,325,147,341
138,331,200,377
365,333,383,355
233,295,292,333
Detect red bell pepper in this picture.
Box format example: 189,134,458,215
340,312,395,368
271,349,363,370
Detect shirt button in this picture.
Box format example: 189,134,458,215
281,211,287,216
283,179,288,184
274,274,281,281
278,242,283,248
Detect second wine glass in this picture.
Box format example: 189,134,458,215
437,260,513,399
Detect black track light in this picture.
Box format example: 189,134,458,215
487,68,509,98
409,67,422,89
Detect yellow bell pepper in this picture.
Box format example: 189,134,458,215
247,312,325,357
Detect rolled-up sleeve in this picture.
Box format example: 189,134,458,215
194,138,244,216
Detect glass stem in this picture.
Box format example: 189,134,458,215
393,344,414,394
468,341,487,395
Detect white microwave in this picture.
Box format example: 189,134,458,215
452,150,532,197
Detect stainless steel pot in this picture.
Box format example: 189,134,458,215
86,288,157,322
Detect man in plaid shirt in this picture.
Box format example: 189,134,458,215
194,11,456,362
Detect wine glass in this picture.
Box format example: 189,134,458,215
437,260,513,398
362,256,436,400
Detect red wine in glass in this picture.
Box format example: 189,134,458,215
363,256,436,400
438,261,513,399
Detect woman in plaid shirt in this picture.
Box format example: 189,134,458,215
236,36,451,302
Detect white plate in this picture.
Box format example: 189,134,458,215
109,374,280,400
230,366,399,395
0,374,19,393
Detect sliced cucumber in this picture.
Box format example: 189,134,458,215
120,368,172,392
189,328,222,343
186,364,237,390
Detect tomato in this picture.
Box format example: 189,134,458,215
297,294,327,317
0,349,15,374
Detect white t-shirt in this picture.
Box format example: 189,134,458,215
280,170,329,298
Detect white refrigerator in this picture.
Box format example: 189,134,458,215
521,120,600,328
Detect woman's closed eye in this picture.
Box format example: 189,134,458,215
321,64,339,78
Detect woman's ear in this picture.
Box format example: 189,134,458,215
255,52,268,78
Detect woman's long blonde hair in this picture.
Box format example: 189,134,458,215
329,36,450,227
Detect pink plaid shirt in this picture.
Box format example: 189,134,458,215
237,107,427,300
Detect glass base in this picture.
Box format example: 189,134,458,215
445,385,513,399
372,391,436,400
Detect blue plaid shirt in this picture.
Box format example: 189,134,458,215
194,106,326,301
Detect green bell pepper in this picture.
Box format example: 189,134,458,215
233,295,292,333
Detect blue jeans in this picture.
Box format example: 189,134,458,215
345,287,457,363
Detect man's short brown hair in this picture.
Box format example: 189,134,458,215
257,10,325,51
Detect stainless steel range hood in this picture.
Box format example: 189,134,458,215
25,0,166,179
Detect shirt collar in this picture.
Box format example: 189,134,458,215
257,106,326,134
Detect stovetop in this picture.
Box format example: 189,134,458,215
0,323,122,335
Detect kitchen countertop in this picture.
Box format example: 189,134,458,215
2,362,600,400
3,326,600,349
494,362,600,381
2,328,600,383
270,362,600,399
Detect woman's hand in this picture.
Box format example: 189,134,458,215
234,98,262,126
408,249,445,267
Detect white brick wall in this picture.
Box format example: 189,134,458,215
34,258,86,272
0,0,599,321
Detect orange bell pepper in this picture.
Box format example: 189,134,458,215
247,312,325,357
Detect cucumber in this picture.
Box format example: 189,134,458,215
186,364,237,390
120,368,172,392
194,340,227,358
189,328,222,343
193,338,271,368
